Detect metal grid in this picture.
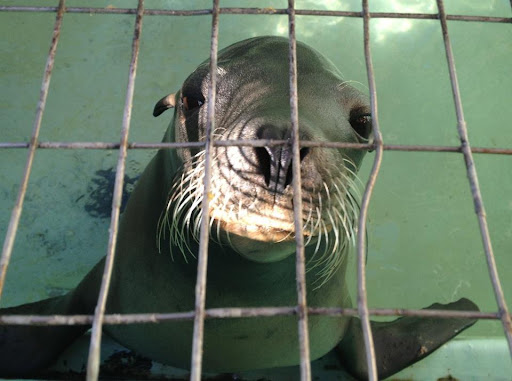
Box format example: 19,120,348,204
0,1,511,380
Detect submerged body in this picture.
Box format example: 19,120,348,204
0,37,478,379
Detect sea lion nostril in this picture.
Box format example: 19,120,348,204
255,146,272,186
254,133,310,191
300,147,309,161
284,162,293,188
282,148,309,188
254,144,292,192
255,125,295,192
257,144,293,193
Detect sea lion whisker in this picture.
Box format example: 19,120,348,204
156,209,167,251
311,206,324,259
332,177,358,222
313,219,331,268
322,182,333,213
181,187,204,216
326,209,340,254
308,216,332,271
191,214,203,250
277,230,294,243
332,205,354,246
343,188,360,234
330,183,355,239
303,203,315,246
337,79,368,93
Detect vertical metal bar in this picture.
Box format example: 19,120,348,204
0,0,66,299
85,1,145,380
287,1,311,380
436,0,512,355
189,1,220,380
357,1,384,380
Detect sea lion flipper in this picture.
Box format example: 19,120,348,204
153,93,176,117
0,294,91,376
0,259,103,376
338,297,479,380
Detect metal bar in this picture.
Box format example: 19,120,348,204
0,307,502,326
1,141,511,154
85,1,144,380
0,0,66,299
0,6,209,16
287,1,312,380
358,1,385,379
436,0,512,356
189,1,220,380
1,6,510,23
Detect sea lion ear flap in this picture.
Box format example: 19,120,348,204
153,93,176,117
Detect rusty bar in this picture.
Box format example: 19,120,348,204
436,0,512,356
189,1,220,380
0,0,66,299
358,1,384,379
287,1,312,380
0,306,503,326
85,1,144,380
1,141,511,154
1,6,510,23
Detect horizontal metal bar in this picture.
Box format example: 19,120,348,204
0,307,502,326
0,6,509,24
0,141,510,154
0,6,209,16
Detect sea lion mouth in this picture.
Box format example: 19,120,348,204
210,205,330,243
215,218,296,243
156,149,361,287
211,217,326,264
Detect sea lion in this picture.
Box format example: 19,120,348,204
0,36,478,379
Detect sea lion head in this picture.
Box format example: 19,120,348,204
154,37,372,283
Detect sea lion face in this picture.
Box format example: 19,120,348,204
158,37,372,270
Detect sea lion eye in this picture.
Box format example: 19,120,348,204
182,95,204,111
349,110,372,140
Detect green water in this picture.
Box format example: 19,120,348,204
1,0,511,379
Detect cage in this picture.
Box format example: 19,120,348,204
0,0,511,380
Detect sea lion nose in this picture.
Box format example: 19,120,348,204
254,125,309,193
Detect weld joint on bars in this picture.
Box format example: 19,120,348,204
0,6,511,23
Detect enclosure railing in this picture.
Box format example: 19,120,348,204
0,1,511,380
